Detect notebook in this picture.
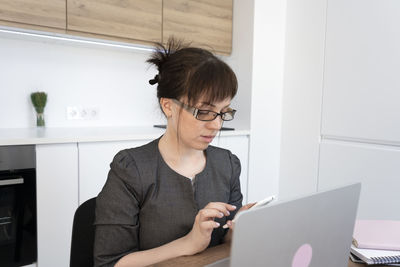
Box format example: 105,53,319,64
350,245,400,265
353,220,400,250
350,252,400,266
205,183,361,267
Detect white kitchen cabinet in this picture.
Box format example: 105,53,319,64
321,0,400,144
318,140,400,220
36,143,78,267
79,135,249,205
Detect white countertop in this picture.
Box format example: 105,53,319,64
0,126,250,146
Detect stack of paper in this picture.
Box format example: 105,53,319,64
351,245,400,265
350,220,400,265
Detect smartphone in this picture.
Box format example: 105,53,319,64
222,195,276,228
251,195,276,209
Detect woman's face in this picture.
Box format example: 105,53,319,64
170,97,233,151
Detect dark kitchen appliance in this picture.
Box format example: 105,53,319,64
0,168,37,267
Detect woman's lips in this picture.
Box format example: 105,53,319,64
201,135,215,143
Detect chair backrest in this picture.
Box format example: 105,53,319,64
70,197,96,267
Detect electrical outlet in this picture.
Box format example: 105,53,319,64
67,107,80,120
67,106,99,120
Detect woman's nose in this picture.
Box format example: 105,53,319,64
207,116,223,130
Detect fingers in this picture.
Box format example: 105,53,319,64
222,220,234,229
221,202,256,229
196,202,238,231
241,202,256,211
196,214,224,234
197,208,225,221
204,202,237,216
201,220,221,229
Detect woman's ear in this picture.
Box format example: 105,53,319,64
160,98,173,118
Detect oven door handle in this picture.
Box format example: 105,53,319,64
0,216,12,225
0,177,24,186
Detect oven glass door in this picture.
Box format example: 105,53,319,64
0,176,23,245
0,170,36,267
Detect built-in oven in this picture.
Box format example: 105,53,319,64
0,168,37,267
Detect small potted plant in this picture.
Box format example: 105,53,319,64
30,91,47,127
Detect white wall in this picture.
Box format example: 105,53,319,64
224,0,254,131
279,0,327,199
247,0,287,202
0,0,253,130
0,34,162,128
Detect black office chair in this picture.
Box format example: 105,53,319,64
70,197,96,267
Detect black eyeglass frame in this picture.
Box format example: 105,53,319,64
172,99,237,121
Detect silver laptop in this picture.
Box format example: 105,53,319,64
206,183,361,267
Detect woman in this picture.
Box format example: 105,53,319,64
94,39,249,267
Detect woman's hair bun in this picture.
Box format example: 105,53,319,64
146,37,187,82
149,74,159,85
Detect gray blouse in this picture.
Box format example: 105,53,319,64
93,137,243,267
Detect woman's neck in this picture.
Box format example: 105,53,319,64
158,130,206,178
159,130,204,160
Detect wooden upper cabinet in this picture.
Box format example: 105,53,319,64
67,0,162,43
0,0,66,29
0,0,233,52
163,0,233,55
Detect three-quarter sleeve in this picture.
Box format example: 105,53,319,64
227,152,243,220
93,150,143,267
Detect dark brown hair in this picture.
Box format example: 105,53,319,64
146,38,238,107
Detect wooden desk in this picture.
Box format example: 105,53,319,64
152,243,230,267
151,243,391,267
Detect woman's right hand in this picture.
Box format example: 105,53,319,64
223,202,256,230
181,202,237,255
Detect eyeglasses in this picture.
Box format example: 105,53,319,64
172,99,236,121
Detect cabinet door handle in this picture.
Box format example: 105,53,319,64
0,217,12,225
0,177,24,186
